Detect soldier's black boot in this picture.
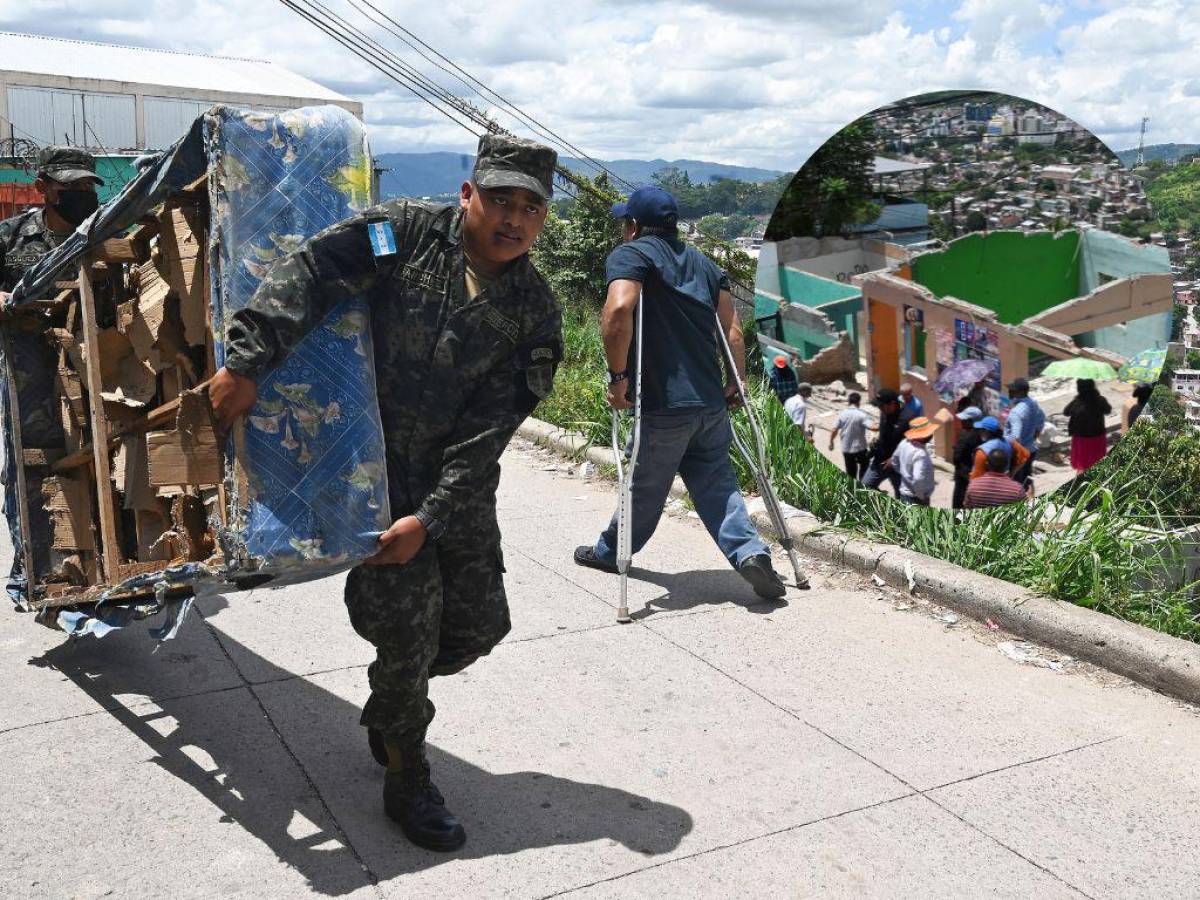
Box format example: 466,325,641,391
368,727,388,767
382,740,466,852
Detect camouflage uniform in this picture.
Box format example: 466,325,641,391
1,209,72,602
1,148,105,605
224,199,562,744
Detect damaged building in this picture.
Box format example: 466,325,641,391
858,229,1173,460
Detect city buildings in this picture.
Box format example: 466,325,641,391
1173,370,1200,430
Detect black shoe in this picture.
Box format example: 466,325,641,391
574,545,619,574
737,554,787,600
368,727,388,767
383,745,466,852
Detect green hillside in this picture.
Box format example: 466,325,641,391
1145,161,1200,231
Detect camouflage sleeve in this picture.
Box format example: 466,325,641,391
223,210,397,378
415,305,563,534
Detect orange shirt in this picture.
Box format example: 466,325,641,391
970,438,1030,481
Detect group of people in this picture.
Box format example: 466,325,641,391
5,138,794,853
841,378,1045,509
777,357,1127,508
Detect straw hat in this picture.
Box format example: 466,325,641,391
904,416,940,440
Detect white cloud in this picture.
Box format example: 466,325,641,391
0,0,1196,171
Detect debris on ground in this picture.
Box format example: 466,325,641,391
935,610,960,626
997,640,1072,671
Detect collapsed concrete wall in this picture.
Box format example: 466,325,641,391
793,333,859,385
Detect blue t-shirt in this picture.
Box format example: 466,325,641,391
606,236,728,414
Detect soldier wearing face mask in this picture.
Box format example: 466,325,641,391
0,148,103,605
1,147,103,295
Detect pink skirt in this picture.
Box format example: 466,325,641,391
1070,434,1108,472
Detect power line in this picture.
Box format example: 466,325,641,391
300,0,633,198
279,0,625,208
342,0,635,191
278,0,755,291
284,0,491,135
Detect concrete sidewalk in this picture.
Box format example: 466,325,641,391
1,439,1198,899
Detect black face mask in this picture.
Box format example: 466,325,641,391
51,190,99,227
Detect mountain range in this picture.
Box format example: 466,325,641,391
1114,143,1200,166
375,151,785,198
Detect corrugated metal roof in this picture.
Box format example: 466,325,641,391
872,156,933,176
0,32,353,103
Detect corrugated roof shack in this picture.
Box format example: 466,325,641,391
2,105,389,641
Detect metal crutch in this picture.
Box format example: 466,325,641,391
610,290,644,624
714,313,810,589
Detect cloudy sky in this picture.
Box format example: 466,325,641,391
1,0,1197,171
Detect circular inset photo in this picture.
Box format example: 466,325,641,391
755,90,1178,510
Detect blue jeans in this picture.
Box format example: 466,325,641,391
594,408,768,568
862,458,901,496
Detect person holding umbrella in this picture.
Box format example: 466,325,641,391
1064,378,1112,473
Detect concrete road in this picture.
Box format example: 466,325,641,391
1,438,1198,899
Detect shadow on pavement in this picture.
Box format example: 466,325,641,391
626,567,786,620
27,596,693,895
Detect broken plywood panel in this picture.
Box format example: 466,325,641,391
42,474,95,551
119,263,186,373
146,390,221,487
113,353,158,405
136,504,176,562
170,493,213,562
156,204,207,347
119,432,158,512
65,326,132,390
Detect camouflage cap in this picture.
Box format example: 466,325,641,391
472,133,556,202
36,147,104,186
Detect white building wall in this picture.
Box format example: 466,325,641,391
9,84,136,149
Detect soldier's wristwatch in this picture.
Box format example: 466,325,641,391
607,369,628,385
413,508,446,542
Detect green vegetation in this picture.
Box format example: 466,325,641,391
536,173,758,302
652,167,787,219
1144,161,1200,232
764,120,881,241
534,174,620,308
537,308,1199,643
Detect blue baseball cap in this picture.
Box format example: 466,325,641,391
976,416,1002,433
611,185,678,228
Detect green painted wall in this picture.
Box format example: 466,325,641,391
0,156,139,205
778,266,861,308
820,296,862,347
910,231,1082,325
754,291,839,363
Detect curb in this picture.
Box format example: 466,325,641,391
517,416,1200,707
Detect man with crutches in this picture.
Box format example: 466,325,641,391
574,186,799,606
